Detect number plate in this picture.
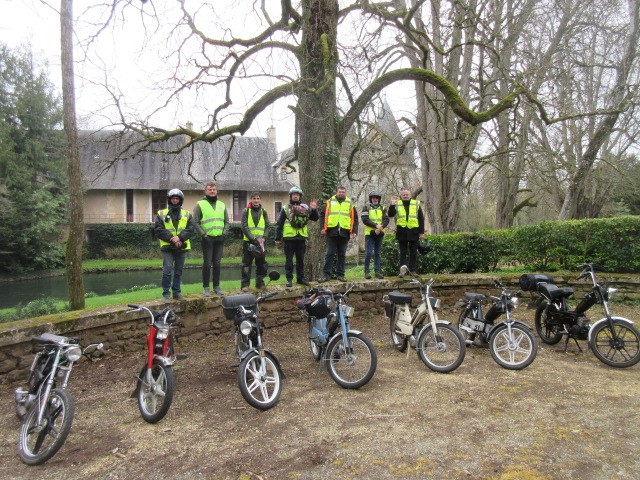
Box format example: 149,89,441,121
341,305,353,317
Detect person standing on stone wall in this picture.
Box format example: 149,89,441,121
361,190,389,279
240,192,270,291
193,182,228,296
154,189,195,301
387,187,425,277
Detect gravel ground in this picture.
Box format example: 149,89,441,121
1,305,639,480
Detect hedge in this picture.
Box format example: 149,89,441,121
84,223,251,259
380,215,640,274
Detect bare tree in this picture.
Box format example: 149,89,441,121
61,0,85,309
79,0,517,274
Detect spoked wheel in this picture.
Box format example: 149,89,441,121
489,323,537,370
416,324,466,373
534,303,563,344
326,332,377,389
589,319,640,368
19,388,74,465
237,351,282,410
456,311,476,346
137,362,175,423
308,322,322,361
389,317,408,352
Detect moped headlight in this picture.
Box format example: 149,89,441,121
156,328,169,340
240,320,253,336
606,287,617,300
510,297,519,309
65,345,82,362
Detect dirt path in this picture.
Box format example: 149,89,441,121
1,306,639,479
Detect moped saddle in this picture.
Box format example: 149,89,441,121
387,291,413,305
32,333,74,345
463,292,485,303
538,283,573,301
222,293,257,320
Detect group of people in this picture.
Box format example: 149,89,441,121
154,183,425,300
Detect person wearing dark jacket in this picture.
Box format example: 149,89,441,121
275,186,319,287
193,182,228,296
240,192,270,291
318,185,359,282
387,187,425,276
154,189,195,301
361,190,389,279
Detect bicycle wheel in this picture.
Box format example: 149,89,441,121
19,388,74,465
534,303,563,345
137,362,175,423
489,323,537,370
589,319,640,368
389,316,408,352
238,351,282,410
416,324,465,373
326,332,377,389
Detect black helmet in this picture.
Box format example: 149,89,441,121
167,188,184,206
305,295,332,318
369,190,382,202
417,240,431,255
289,186,303,197
248,239,266,259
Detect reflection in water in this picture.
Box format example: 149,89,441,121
0,267,247,309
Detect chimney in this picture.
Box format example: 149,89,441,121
267,126,276,145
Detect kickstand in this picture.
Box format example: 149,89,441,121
563,335,584,353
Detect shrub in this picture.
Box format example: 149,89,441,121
380,216,640,274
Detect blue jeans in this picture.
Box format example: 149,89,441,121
161,249,187,296
364,234,383,273
323,236,349,277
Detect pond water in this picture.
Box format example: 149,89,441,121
0,267,246,310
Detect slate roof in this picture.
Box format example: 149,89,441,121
80,131,292,192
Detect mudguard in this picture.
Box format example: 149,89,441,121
487,320,533,337
239,349,285,378
588,316,635,343
415,320,452,339
327,329,363,346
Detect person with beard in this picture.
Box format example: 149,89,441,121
275,186,319,288
318,185,358,283
388,187,425,276
154,189,195,301
193,182,228,296
240,192,270,291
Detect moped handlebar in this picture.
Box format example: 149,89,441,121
127,304,155,324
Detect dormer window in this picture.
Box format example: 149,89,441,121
279,166,287,180
235,160,240,175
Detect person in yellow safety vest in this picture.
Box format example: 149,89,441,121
275,186,319,287
361,190,389,279
388,187,425,276
318,185,359,283
193,182,228,296
154,189,195,301
240,192,270,291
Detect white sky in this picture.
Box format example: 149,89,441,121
0,1,417,154
0,0,298,149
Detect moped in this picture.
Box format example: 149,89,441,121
128,304,183,423
384,266,466,373
298,284,377,388
222,271,284,409
14,334,103,465
528,263,640,368
455,279,537,370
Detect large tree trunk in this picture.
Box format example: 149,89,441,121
61,0,85,309
559,0,639,220
297,0,339,279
